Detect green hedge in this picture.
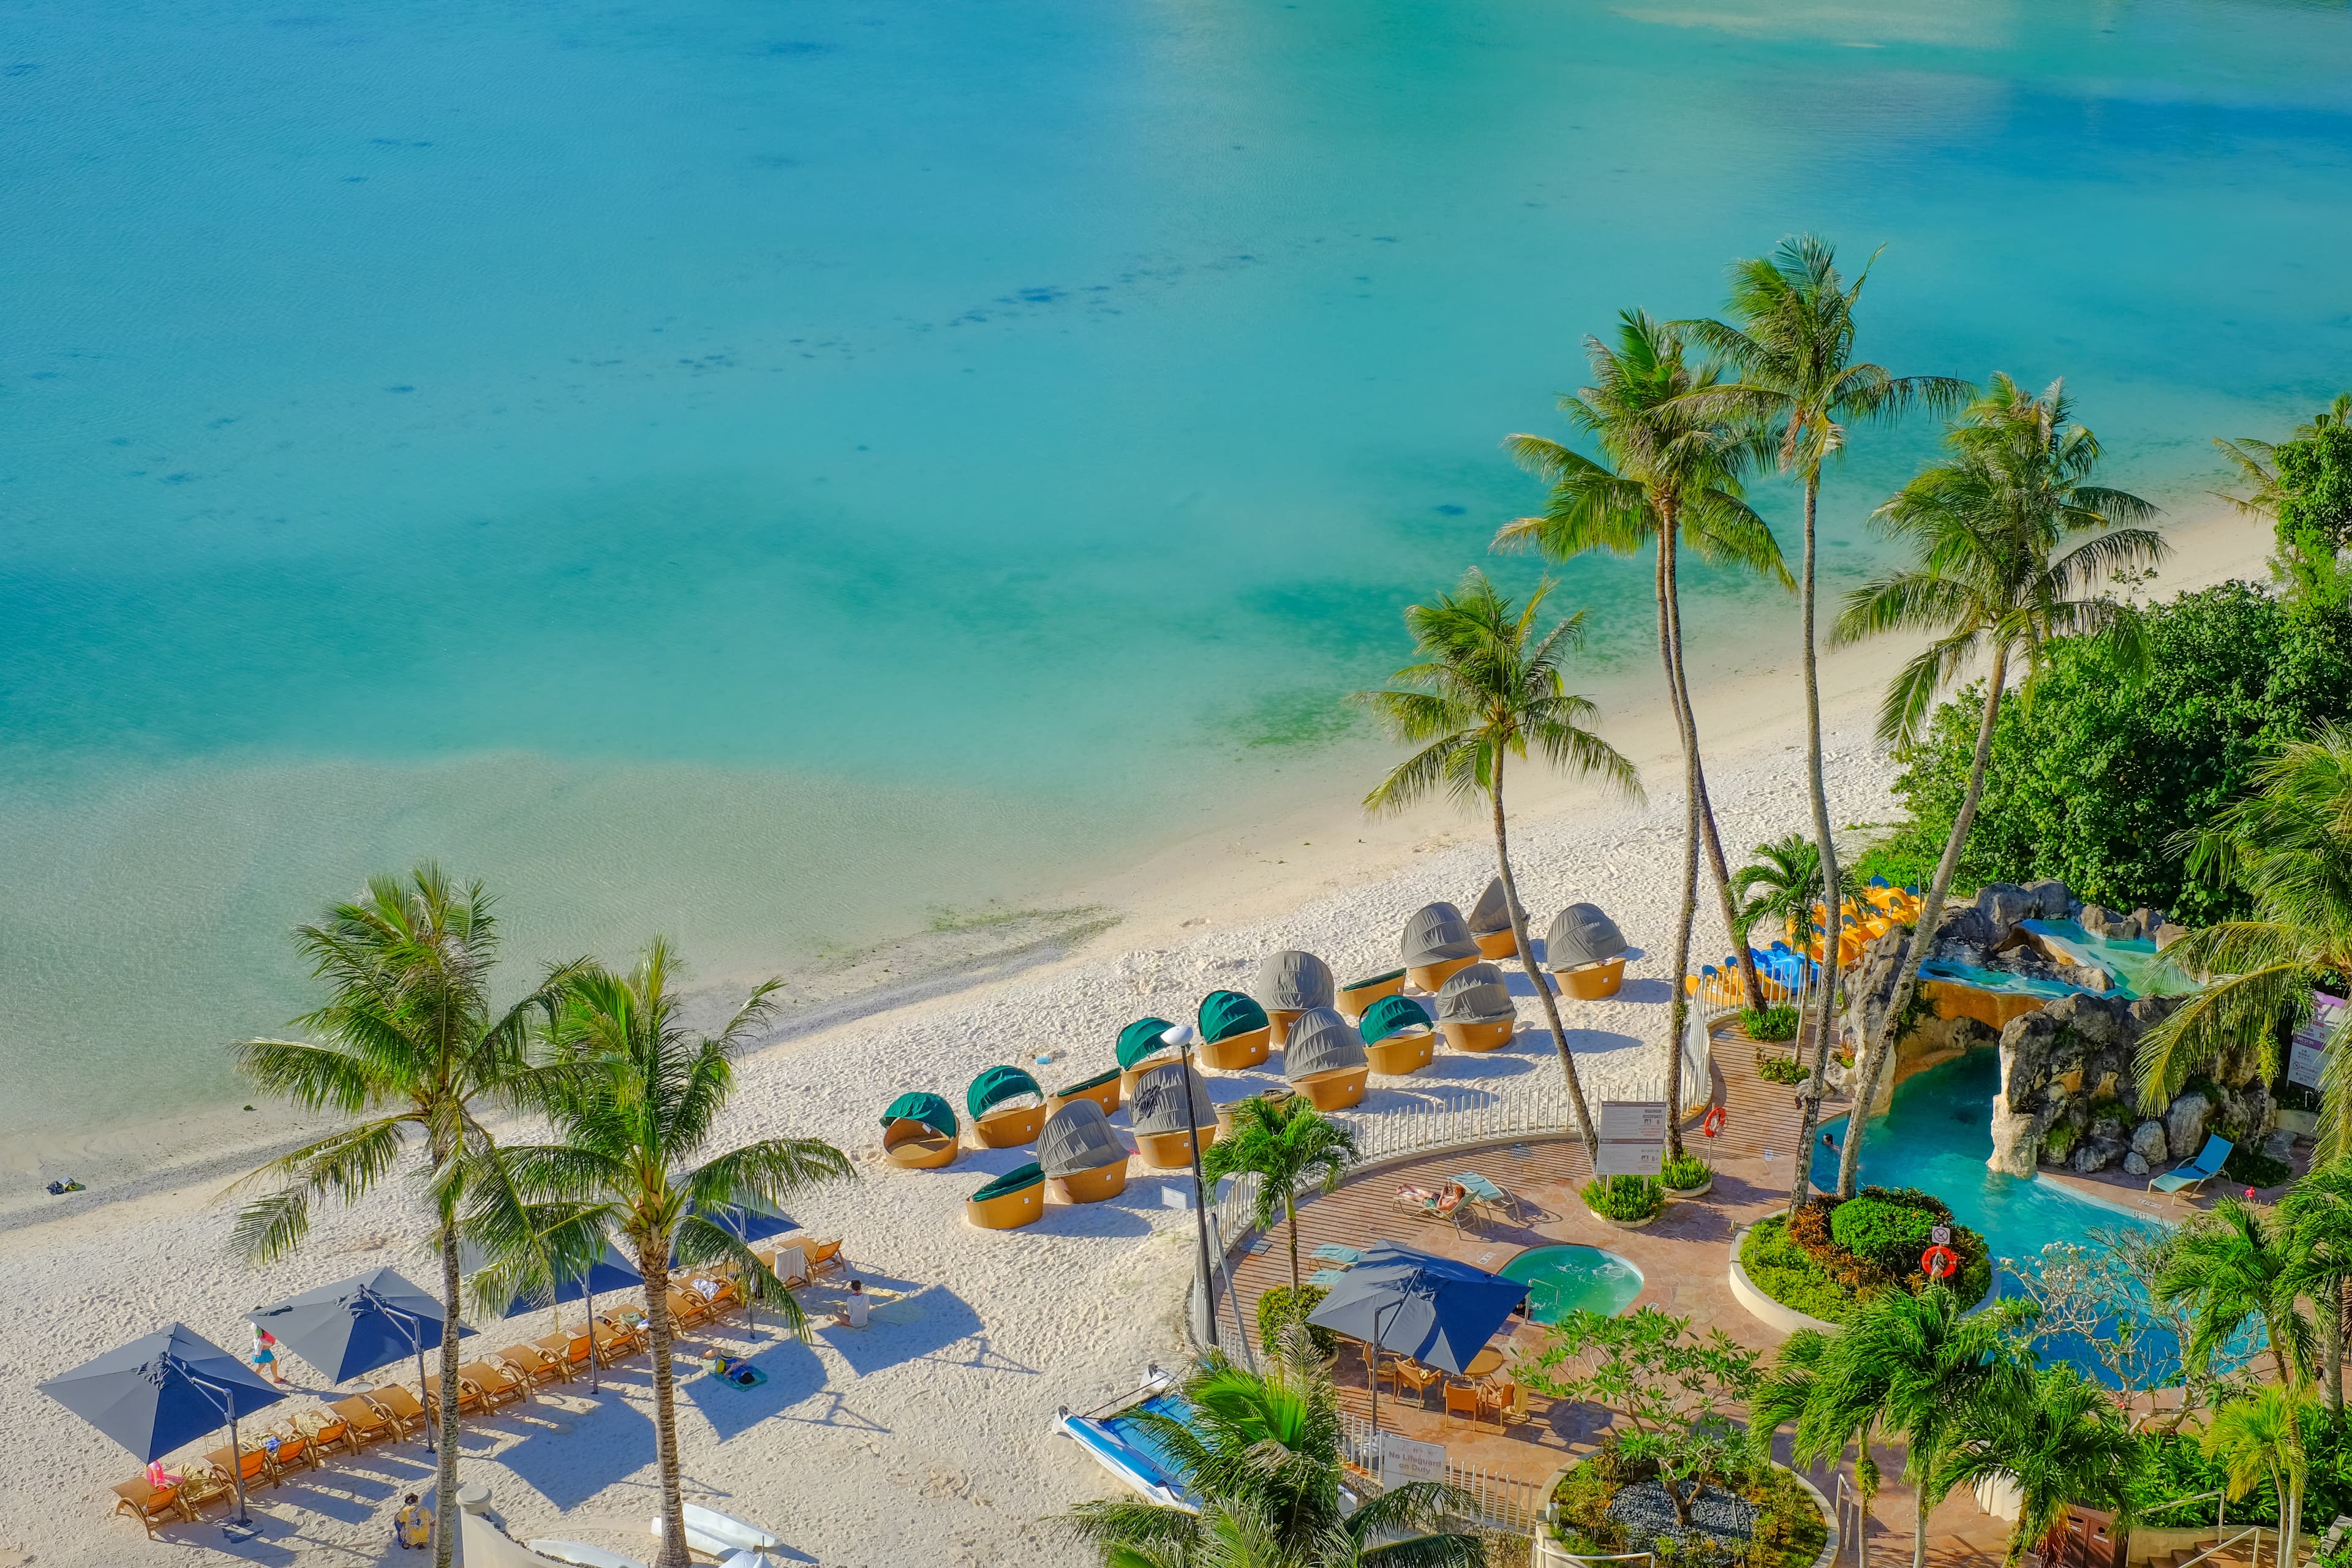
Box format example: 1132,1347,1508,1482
1257,1284,1336,1359
1830,1196,1938,1276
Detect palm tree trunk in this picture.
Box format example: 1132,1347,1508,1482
2326,1281,2345,1415
643,1254,693,1568
1839,643,2010,1199
1285,1193,1302,1295
1659,517,1705,1161
1790,471,1845,1216
1491,751,1600,1166
434,1219,462,1568
1912,1471,1932,1568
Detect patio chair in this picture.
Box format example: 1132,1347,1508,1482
423,1373,489,1424
2149,1135,2234,1195
666,1286,717,1330
111,1477,192,1537
256,1423,318,1475
203,1444,280,1493
460,1359,531,1408
1310,1243,1363,1266
370,1383,437,1433
1454,1172,1520,1224
298,1406,361,1457
497,1343,571,1389
597,1312,648,1359
174,1471,232,1521
535,1328,595,1377
1442,1381,1482,1424
1392,1362,1443,1408
1492,1379,1530,1427
1309,1268,1349,1288
328,1393,404,1446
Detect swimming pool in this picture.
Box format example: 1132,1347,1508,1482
1498,1245,1644,1324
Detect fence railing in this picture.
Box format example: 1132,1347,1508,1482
1336,1411,1545,1535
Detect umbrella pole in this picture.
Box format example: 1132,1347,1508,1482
586,1278,598,1392
225,1399,252,1528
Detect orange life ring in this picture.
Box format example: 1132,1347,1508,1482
1921,1244,1960,1280
1700,1105,1727,1139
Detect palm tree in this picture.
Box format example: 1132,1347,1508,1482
1200,1098,1359,1298
2212,392,2351,523
2138,728,2352,1164
1751,1284,2032,1568
1934,1366,2141,1567
1683,236,1970,1212
2152,1195,2312,1389
1730,832,1823,965
1061,1333,1482,1568
2203,1385,2317,1568
230,867,577,1568
1495,311,1789,1148
1827,374,2164,1196
1355,567,1641,1165
1748,1327,1883,1568
2280,1158,2352,1414
492,940,853,1568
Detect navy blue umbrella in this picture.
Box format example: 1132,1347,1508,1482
40,1323,288,1526
462,1238,646,1391
688,1196,796,1246
249,1267,466,1450
1306,1240,1529,1431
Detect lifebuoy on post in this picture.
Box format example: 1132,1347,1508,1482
1920,1243,1960,1281
1700,1105,1727,1139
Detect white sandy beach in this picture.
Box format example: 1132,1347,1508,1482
0,509,2266,1568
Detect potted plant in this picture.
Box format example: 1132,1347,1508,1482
1659,1151,1713,1200
1581,1174,1665,1229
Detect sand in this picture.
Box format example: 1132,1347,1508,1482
0,507,2264,1567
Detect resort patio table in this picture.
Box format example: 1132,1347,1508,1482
1461,1347,1505,1378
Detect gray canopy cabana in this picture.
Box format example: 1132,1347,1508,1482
1465,878,1525,956
1434,962,1517,1052
1547,903,1628,969
1131,1061,1218,1136
1256,949,1335,1011
1038,1098,1131,1201
1284,1006,1369,1108
1401,902,1478,967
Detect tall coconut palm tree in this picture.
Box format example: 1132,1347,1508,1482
1683,236,1970,1212
1752,1283,2032,1568
2203,1385,2316,1568
228,867,578,1568
1730,832,1823,964
1828,375,2164,1196
2139,728,2352,1166
1061,1333,1482,1568
1355,567,1641,1165
1934,1366,2141,1567
1495,312,1789,1150
2152,1195,2313,1389
1201,1098,1359,1298
492,940,853,1568
2280,1158,2352,1414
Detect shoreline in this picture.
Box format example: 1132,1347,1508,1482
0,500,2267,1223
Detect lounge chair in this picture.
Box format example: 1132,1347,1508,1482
498,1343,571,1389
1455,1171,1521,1223
370,1382,437,1433
1308,1268,1349,1287
666,1286,717,1331
802,1237,845,1278
330,1392,405,1446
461,1359,530,1408
203,1444,280,1493
255,1423,318,1474
754,1244,810,1290
534,1328,597,1378
1310,1243,1363,1265
298,1406,361,1457
423,1373,489,1424
175,1471,232,1521
2150,1134,2234,1194
1395,1183,1468,1232
112,1477,192,1536
1392,1362,1442,1407
596,1313,646,1360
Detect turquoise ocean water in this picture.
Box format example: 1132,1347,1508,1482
6,0,2352,1144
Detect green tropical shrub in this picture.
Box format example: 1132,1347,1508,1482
1879,581,2352,924
1583,1175,1665,1222
1755,1050,1806,1085
1256,1284,1336,1358
2224,1144,2294,1189
1660,1152,1713,1191
1746,1188,1989,1321
1743,1005,1798,1042
1829,1196,1937,1275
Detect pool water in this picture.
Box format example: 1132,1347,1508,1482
2021,920,2201,998
1498,1245,1645,1324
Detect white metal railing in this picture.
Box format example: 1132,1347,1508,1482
2168,1526,2267,1568
1336,1411,1545,1534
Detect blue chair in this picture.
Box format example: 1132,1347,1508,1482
2149,1134,2234,1194
1310,1243,1363,1265
1308,1268,1350,1288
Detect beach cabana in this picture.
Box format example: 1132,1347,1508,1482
1197,989,1272,1071
1547,903,1629,1000
1283,1006,1370,1110
965,1162,1047,1230
1256,949,1335,1046
967,1066,1047,1148
1039,1099,1131,1203
880,1092,961,1169
1434,963,1517,1052
1117,1016,1182,1098
1337,968,1407,1022
1359,993,1436,1076
1052,1065,1124,1117
1131,1060,1219,1169
1465,877,1524,960
1401,902,1480,993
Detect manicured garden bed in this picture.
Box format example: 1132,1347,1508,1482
1737,1186,1991,1325
1548,1444,1828,1568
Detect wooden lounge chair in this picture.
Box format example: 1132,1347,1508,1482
257,1423,318,1474
461,1359,531,1407
666,1286,717,1331
329,1393,404,1446
298,1407,361,1457
203,1444,280,1493
1442,1381,1482,1425
175,1471,233,1520
498,1343,571,1389
802,1237,845,1278
535,1328,596,1378
423,1373,489,1424
2150,1135,2234,1194
112,1477,191,1536
368,1384,433,1435
595,1313,646,1360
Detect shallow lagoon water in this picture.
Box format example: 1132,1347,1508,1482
6,0,2352,1139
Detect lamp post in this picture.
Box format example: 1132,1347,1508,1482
1160,1023,1218,1351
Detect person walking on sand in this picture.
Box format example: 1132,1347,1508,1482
249,1327,285,1385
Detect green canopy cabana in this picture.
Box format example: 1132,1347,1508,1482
880,1091,958,1140
967,1066,1042,1121
1360,993,1433,1045
971,1163,1044,1202
1117,1017,1180,1069
1198,990,1269,1042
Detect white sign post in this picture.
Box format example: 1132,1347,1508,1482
1595,1099,1668,1178
1379,1432,1448,1489
2289,993,2347,1091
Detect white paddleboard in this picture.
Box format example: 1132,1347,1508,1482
526,1543,651,1568
650,1504,782,1553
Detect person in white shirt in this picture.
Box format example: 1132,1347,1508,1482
832,1279,870,1330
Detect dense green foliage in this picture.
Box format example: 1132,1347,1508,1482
1255,1284,1337,1359
1829,1196,1938,1276
1885,582,2352,923
2275,424,2352,606
1743,1005,1798,1042
2127,1415,2352,1532
1583,1174,1666,1221
1548,1445,1826,1568
1755,1049,1807,1084
1740,1189,1991,1323
1741,1216,1864,1323
1660,1152,1713,1191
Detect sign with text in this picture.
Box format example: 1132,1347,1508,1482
1595,1099,1668,1177
2289,992,2348,1090
1379,1432,1448,1488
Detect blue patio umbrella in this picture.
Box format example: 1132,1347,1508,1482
1306,1241,1528,1433
39,1322,288,1527
462,1238,646,1391
249,1266,467,1450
